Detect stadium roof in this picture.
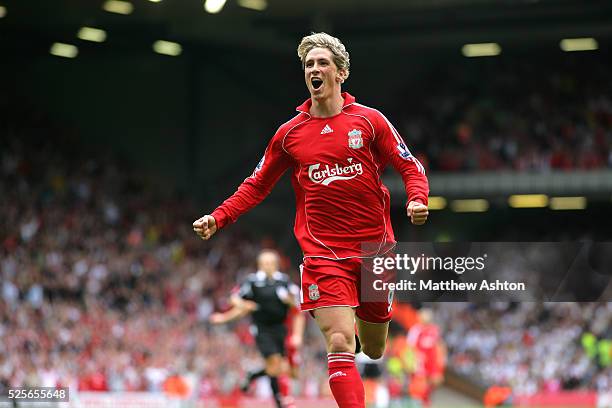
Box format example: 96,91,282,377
1,0,611,55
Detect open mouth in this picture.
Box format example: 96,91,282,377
311,78,323,90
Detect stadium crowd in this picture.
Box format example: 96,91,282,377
434,302,612,394
0,101,330,398
2,54,612,403
397,56,612,172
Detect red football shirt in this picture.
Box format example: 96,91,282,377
211,92,429,259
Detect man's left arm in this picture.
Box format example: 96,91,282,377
289,309,305,349
286,282,304,348
373,111,429,225
276,281,299,307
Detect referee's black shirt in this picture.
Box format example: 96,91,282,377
238,271,298,327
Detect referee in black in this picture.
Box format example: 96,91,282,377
210,249,301,408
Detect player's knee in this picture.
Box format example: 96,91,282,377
328,331,353,353
362,342,386,360
266,366,281,377
265,355,283,376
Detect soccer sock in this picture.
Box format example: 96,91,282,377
278,374,290,397
327,352,365,408
278,375,296,408
269,376,283,408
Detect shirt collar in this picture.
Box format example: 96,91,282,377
256,270,282,280
296,92,356,114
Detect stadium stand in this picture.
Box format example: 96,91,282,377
2,42,612,407
394,56,612,172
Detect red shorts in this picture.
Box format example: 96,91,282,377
299,257,393,324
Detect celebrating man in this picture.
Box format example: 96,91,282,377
195,32,429,407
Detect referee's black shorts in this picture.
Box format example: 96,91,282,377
254,324,287,358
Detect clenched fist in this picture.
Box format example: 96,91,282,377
407,201,429,225
193,215,218,240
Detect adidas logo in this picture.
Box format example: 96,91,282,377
329,371,348,380
320,124,333,134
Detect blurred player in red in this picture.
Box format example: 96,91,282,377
407,309,447,406
195,32,429,408
284,305,305,381
210,250,304,408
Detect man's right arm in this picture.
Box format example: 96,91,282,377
209,304,253,325
209,280,258,324
193,129,292,240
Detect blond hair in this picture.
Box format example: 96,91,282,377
297,32,350,79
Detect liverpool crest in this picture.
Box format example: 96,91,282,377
308,284,320,301
348,129,363,149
